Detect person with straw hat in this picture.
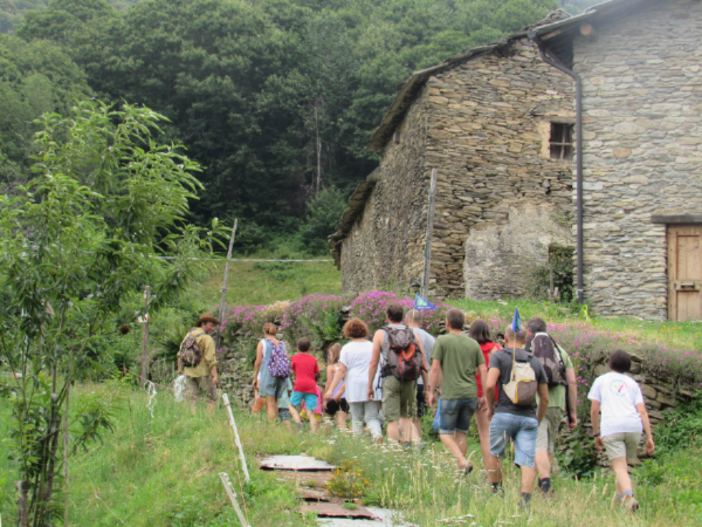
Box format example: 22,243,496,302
178,314,220,413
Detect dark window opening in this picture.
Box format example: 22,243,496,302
550,123,573,161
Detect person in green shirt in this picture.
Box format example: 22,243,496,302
526,318,578,495
427,308,486,475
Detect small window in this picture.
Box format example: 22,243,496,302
550,123,573,161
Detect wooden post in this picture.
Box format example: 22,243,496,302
140,286,151,386
421,168,438,298
63,371,71,527
216,220,238,352
218,472,251,527
222,393,250,482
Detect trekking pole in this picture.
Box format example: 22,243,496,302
219,472,251,527
222,393,250,482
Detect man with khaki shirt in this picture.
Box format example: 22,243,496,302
178,314,220,413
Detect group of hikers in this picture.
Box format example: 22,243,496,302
179,303,655,511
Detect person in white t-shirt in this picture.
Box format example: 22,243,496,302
588,350,655,512
324,318,382,440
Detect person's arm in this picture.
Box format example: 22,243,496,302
476,364,487,411
324,365,334,392
590,400,604,451
414,332,429,391
427,359,442,408
204,337,218,385
635,402,655,455
367,331,383,400
325,363,347,401
566,367,578,430
252,341,264,387
485,367,500,418
536,383,549,423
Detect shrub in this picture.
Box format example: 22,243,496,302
348,291,451,336
280,293,347,348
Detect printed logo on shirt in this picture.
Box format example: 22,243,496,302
608,379,629,396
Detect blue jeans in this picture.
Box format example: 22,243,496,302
432,398,442,432
439,398,477,435
489,412,539,468
260,375,288,398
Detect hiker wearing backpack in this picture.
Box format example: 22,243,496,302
427,308,486,475
405,309,436,442
485,326,549,508
252,323,291,422
367,301,429,445
525,317,578,495
177,314,220,414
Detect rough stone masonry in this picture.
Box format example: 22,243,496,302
568,0,702,320
333,36,575,300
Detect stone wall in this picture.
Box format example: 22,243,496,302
424,39,574,297
572,0,702,319
339,88,431,292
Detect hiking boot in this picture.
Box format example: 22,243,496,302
622,495,639,512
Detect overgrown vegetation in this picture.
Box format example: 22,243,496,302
0,101,228,526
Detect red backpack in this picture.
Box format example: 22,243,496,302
380,326,423,381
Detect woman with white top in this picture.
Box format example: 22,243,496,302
324,318,382,440
588,350,655,512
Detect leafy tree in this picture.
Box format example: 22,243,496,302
0,101,228,526
299,186,347,254
0,34,92,191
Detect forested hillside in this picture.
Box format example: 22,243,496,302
1,0,601,251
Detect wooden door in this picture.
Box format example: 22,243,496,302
668,225,702,322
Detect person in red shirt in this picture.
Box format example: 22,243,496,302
468,320,501,475
289,337,320,432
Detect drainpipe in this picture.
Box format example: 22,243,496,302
528,31,584,304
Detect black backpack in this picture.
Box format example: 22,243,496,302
380,326,423,382
528,333,566,389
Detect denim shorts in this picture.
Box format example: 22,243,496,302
290,391,318,411
439,398,477,435
260,375,288,399
489,412,539,468
278,408,290,422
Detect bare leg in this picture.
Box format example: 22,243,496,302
399,417,413,442
520,465,537,494
440,432,469,468
288,404,303,425
337,411,347,431
266,396,279,421
611,457,633,495
474,410,492,471
310,415,319,433
412,418,423,442
488,455,503,484
387,421,401,442
535,450,551,480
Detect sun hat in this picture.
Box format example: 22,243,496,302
196,314,220,326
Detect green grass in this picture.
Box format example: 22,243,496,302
451,297,702,353
203,258,342,307
2,382,701,526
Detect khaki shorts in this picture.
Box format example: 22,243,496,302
603,432,641,461
382,376,416,422
536,407,563,453
185,375,218,402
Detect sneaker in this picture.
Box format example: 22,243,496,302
622,495,639,512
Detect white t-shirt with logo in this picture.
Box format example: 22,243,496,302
587,372,644,438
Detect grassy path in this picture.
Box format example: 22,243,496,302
2,382,700,526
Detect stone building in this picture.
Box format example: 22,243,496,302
532,0,702,320
329,14,577,300
331,0,702,321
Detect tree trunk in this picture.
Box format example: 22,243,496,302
17,480,29,527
